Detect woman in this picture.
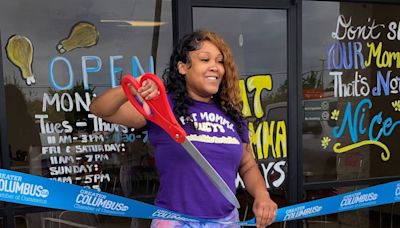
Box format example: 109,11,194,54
90,31,277,227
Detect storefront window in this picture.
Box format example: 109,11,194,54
302,1,400,182
0,0,171,226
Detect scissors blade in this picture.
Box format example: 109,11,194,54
181,139,240,208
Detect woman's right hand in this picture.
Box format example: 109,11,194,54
128,78,160,115
89,77,159,128
137,79,160,100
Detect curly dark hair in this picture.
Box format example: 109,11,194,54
162,30,246,140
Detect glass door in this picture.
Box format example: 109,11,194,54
173,1,300,226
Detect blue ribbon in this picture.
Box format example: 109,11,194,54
0,169,399,226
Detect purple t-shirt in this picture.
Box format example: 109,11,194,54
148,98,249,219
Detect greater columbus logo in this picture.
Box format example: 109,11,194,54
340,192,378,208
75,190,129,212
152,209,198,222
0,177,49,198
284,206,322,220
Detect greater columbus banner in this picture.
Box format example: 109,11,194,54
0,169,399,226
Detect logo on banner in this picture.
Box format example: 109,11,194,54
74,189,129,214
152,209,198,222
0,173,49,204
340,192,378,210
395,184,400,200
283,205,323,220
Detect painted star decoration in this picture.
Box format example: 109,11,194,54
321,137,331,150
331,109,340,120
392,100,400,112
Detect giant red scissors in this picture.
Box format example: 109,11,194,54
121,73,240,208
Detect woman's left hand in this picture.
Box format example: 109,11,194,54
252,191,277,227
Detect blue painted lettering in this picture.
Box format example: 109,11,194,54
82,56,102,90
327,41,365,70
49,57,74,91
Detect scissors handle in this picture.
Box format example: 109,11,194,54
121,73,186,143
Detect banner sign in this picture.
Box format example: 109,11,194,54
0,169,399,226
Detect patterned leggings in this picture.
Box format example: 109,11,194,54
150,209,240,228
